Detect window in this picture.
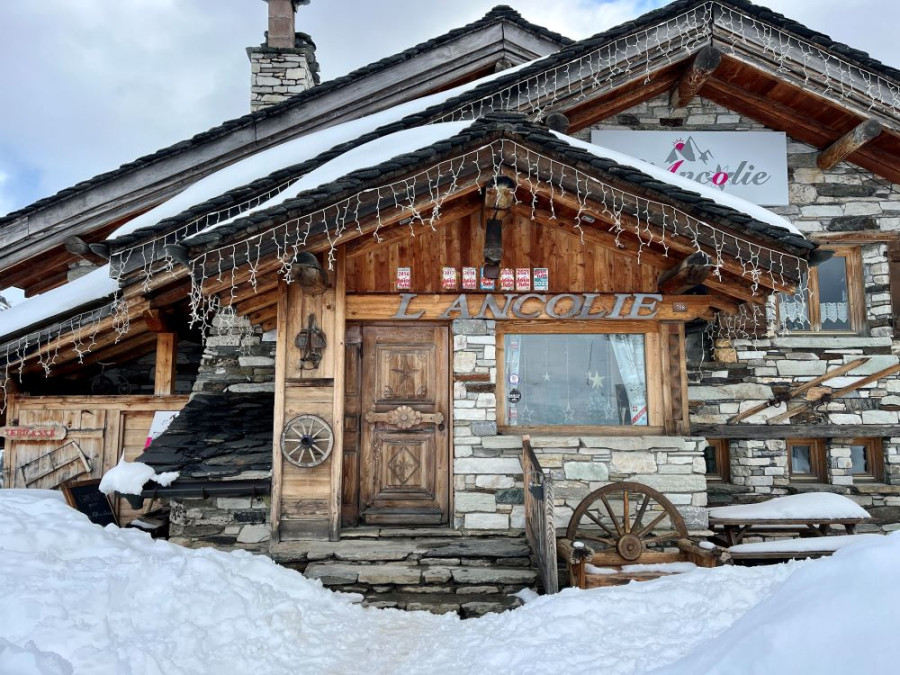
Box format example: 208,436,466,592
498,329,657,429
703,439,730,482
846,438,884,483
788,438,827,481
778,247,864,332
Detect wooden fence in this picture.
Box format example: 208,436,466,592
522,435,558,594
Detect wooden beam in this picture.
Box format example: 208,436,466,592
694,424,900,440
154,332,178,396
346,293,719,322
64,236,108,265
669,46,721,109
817,119,883,170
657,251,712,294
329,248,347,542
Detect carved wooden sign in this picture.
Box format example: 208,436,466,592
0,425,67,441
392,293,666,321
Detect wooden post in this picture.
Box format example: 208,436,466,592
153,333,178,396
817,119,883,170
270,280,289,546
669,46,721,109
329,249,347,542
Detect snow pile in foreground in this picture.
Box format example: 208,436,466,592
1,490,898,675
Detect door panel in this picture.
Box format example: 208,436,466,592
359,324,449,525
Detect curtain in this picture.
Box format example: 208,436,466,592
610,334,647,426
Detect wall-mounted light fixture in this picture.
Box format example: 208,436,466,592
295,313,327,370
482,176,516,279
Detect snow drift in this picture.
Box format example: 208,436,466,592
1,490,897,675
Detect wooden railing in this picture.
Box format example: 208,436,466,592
522,435,558,594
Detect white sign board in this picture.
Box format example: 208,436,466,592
590,130,789,206
145,411,180,448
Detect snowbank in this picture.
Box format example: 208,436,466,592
661,533,900,674
1,490,897,675
708,492,870,521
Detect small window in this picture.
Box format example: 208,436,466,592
778,247,863,332
501,332,648,427
788,438,826,482
704,439,730,482
846,438,884,483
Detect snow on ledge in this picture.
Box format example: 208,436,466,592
708,492,870,521
99,457,179,496
729,533,880,554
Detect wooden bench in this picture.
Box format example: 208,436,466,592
709,517,868,548
727,533,880,564
558,481,726,589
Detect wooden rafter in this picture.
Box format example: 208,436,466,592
816,119,883,170
669,46,722,109
657,251,711,294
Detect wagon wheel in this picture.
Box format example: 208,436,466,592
566,482,687,562
280,414,334,468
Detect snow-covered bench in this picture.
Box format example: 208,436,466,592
708,492,871,548
728,534,880,562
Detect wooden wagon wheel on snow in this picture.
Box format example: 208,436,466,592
280,414,334,468
566,482,688,562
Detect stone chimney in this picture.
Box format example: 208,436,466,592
248,0,320,112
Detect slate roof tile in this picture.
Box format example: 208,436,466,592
138,392,274,479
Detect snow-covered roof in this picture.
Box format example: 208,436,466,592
0,265,116,342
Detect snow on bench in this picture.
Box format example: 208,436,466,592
729,534,880,556
708,493,870,521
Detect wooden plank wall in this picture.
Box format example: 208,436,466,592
2,395,188,524
273,253,346,543
346,207,664,294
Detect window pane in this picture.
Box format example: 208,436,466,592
849,445,869,475
791,445,812,474
503,334,647,427
778,272,810,330
703,445,718,474
817,256,850,330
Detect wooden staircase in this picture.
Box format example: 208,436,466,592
271,530,538,617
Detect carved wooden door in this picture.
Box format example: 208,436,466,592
359,324,449,525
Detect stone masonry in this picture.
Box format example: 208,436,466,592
248,34,318,112
169,496,270,552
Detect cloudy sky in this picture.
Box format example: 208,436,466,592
0,0,897,219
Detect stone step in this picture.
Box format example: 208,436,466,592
270,535,531,565
304,562,537,587
363,591,523,617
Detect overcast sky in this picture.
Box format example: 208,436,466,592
0,0,897,220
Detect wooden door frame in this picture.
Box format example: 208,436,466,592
344,320,453,529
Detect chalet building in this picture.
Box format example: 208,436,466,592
2,0,900,613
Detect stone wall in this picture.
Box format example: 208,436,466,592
248,34,318,112
193,314,276,394
450,318,709,532
169,496,270,552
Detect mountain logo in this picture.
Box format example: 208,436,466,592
664,136,770,192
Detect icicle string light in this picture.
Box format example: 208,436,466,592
435,2,898,125
182,137,809,340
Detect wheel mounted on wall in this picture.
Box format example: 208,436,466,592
565,481,688,561
280,414,334,468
